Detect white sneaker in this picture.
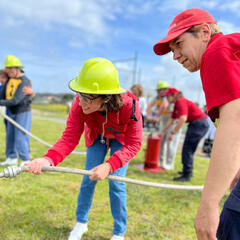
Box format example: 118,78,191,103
20,160,31,167
110,235,124,240
0,158,18,166
68,222,88,240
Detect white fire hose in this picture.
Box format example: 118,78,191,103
0,111,85,155
0,165,203,190
0,111,204,191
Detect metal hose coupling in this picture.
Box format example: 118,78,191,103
0,166,30,178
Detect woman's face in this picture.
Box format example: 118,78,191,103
131,86,139,97
167,94,175,103
78,93,106,114
0,74,8,85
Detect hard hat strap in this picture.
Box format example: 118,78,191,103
100,102,108,144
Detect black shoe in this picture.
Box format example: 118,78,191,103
173,174,191,182
177,171,193,177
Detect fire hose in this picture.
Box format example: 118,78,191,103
0,110,85,155
0,165,204,190
0,111,204,191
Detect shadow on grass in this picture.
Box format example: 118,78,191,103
1,210,111,240
83,236,109,240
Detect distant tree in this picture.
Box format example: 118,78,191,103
62,93,75,102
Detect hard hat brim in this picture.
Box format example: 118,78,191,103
69,79,126,95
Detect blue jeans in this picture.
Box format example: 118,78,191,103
182,118,209,175
6,111,31,161
217,179,240,239
76,136,128,236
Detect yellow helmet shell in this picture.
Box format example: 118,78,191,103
4,55,23,68
69,58,125,94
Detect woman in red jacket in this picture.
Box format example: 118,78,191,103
26,58,143,240
159,88,209,182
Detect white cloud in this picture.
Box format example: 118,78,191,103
142,53,205,105
218,20,240,34
220,1,240,14
68,40,85,49
0,0,118,39
201,1,218,9
114,62,133,72
157,0,194,12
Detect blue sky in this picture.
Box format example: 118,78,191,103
1,0,240,106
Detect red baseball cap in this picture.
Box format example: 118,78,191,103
153,8,217,55
162,88,179,97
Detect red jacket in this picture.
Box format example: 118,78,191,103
44,91,143,172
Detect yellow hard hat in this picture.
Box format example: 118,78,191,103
4,55,23,68
156,81,168,90
69,58,126,94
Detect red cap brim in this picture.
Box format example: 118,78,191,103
161,92,169,97
153,27,191,55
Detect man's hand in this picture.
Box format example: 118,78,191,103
90,163,112,180
194,203,219,240
22,86,34,96
147,116,153,121
230,168,240,191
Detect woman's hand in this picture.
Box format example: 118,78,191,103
167,133,174,141
25,158,51,175
90,163,112,180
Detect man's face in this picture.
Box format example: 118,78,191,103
169,31,207,72
157,88,167,97
6,67,19,78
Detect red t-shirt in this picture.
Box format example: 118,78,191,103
171,97,206,122
201,33,240,120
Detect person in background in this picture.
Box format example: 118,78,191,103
146,81,169,131
158,96,183,171
0,69,8,89
130,84,147,127
25,58,143,240
0,56,32,167
0,69,35,161
202,105,216,157
0,70,9,129
153,8,240,239
159,88,209,181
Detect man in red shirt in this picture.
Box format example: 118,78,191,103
153,8,240,240
159,88,208,181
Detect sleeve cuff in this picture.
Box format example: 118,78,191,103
107,155,122,172
44,149,63,166
43,157,55,166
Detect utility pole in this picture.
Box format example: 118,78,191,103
112,52,139,87
138,68,142,84
132,51,138,85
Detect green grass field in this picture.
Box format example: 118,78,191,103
0,105,226,240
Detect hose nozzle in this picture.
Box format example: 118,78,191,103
0,166,30,178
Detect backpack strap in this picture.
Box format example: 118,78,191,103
130,99,138,122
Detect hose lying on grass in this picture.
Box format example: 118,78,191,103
0,111,85,155
0,165,204,191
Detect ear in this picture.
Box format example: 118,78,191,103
200,24,211,43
